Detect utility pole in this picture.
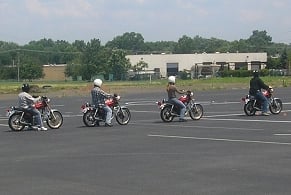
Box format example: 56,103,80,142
17,52,20,82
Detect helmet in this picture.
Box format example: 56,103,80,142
252,70,259,77
93,79,102,87
21,83,30,93
168,76,176,83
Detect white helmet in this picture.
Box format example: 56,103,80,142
168,76,176,83
93,79,102,87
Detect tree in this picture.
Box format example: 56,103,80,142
106,49,131,80
247,30,272,52
132,60,148,80
279,48,288,69
20,63,44,81
105,32,145,53
174,35,194,54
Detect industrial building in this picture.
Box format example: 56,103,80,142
126,52,267,78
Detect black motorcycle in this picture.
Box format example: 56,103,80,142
242,88,283,116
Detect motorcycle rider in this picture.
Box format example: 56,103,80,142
249,70,270,116
166,76,187,122
18,83,47,131
91,79,113,127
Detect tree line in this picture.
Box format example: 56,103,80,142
0,30,290,81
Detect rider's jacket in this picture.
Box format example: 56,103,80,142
249,77,269,96
18,92,40,109
91,86,111,106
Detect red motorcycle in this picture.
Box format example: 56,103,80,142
157,90,203,122
242,87,283,116
81,94,131,127
7,96,63,131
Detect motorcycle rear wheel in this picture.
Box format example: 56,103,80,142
47,111,63,129
269,99,282,114
160,106,174,122
189,104,203,120
116,108,131,125
244,101,256,116
83,110,97,127
8,113,25,131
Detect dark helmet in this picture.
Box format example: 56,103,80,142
252,70,259,77
21,83,30,93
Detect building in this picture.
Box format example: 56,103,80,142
42,64,67,81
126,52,267,78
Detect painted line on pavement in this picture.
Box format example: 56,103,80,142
148,134,291,146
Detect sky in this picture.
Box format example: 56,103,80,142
0,0,290,45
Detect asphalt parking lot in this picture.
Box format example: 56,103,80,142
1,87,291,195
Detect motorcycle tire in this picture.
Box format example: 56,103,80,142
8,113,25,131
116,107,131,125
83,110,97,127
47,111,63,129
160,106,174,122
269,99,283,114
189,104,203,120
244,101,256,116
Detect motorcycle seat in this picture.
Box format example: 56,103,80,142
94,104,105,108
14,107,26,111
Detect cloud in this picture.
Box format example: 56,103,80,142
239,9,265,23
25,0,93,18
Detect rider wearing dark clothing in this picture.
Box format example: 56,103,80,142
249,70,270,116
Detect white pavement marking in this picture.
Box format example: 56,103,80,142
148,134,291,146
203,118,291,123
274,134,291,136
132,121,264,131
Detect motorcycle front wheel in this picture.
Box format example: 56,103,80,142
189,104,203,120
244,101,256,116
83,110,97,127
160,106,174,122
115,107,131,125
47,111,63,129
8,113,25,131
269,99,283,114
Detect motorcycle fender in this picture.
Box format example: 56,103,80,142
82,107,92,113
49,109,60,113
244,98,250,104
159,103,172,110
7,110,16,117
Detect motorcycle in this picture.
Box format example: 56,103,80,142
7,96,63,131
81,93,131,127
241,87,283,116
156,90,203,122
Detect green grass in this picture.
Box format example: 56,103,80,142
0,76,290,95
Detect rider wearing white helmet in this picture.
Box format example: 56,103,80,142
91,79,113,126
166,76,187,122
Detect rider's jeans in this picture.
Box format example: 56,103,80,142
103,105,112,124
255,91,268,113
27,107,44,127
169,98,186,119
